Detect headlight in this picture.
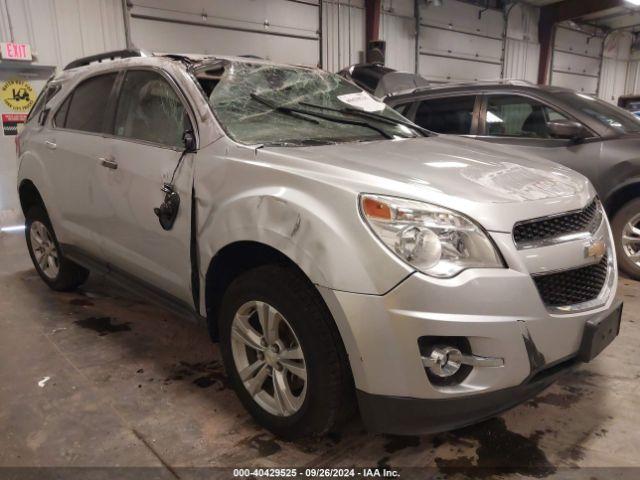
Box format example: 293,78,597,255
360,194,504,278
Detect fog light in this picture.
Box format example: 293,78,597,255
422,345,463,378
419,337,505,387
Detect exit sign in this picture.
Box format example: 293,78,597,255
0,42,32,61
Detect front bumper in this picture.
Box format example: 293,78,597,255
356,300,622,435
319,265,621,434
357,355,572,435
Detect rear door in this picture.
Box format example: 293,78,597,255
45,72,118,257
95,68,196,304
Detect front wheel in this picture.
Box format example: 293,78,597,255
612,198,640,280
218,264,353,439
25,206,89,291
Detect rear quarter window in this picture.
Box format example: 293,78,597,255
56,73,117,133
27,84,61,124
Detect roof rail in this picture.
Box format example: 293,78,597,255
64,48,151,71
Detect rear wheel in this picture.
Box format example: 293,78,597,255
25,206,89,291
612,198,640,280
218,264,353,439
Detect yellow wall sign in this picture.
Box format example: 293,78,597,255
1,79,36,112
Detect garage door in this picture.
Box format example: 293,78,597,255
128,0,320,66
550,25,603,95
418,0,503,83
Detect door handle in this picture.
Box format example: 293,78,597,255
99,157,118,170
45,140,57,150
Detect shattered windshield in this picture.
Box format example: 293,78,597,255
199,61,423,146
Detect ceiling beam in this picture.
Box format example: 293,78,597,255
537,0,626,84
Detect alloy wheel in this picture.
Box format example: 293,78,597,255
622,213,640,267
30,221,60,280
230,300,307,417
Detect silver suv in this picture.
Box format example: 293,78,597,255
17,50,622,438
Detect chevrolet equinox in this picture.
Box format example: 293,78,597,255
16,50,622,438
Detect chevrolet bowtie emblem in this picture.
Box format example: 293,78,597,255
585,240,606,260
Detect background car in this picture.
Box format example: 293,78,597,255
342,67,640,280
618,95,640,117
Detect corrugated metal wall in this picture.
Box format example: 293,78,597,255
503,3,539,83
322,0,364,72
0,0,126,215
0,0,126,69
599,31,632,104
625,49,640,97
380,0,415,73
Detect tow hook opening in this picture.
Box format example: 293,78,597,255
418,336,504,387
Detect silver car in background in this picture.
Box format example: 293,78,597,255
17,50,622,438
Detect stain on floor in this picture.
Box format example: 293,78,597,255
74,316,131,336
434,417,556,478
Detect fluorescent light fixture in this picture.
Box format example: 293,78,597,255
625,0,640,6
0,225,25,232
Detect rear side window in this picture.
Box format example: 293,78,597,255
114,70,191,148
414,96,476,134
57,73,117,133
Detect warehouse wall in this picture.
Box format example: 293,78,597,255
503,2,539,83
0,0,125,69
129,0,320,66
380,0,415,73
322,0,364,72
625,46,640,97
0,0,125,217
600,31,633,104
549,24,603,96
416,0,539,84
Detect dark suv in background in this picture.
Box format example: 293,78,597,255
341,65,640,279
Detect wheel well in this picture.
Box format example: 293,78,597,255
18,180,45,217
204,241,312,341
605,183,640,219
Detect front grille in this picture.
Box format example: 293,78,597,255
533,255,609,307
514,200,599,247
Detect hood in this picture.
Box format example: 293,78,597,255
262,135,595,232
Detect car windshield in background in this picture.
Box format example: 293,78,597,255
200,62,423,146
556,92,640,134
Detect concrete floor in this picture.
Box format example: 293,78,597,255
1,228,640,480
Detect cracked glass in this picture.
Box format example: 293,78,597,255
199,61,423,146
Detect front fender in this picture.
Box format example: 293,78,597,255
194,143,413,308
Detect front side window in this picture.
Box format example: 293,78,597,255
197,62,423,146
485,95,572,138
555,91,640,134
413,96,477,134
59,73,117,133
114,70,191,148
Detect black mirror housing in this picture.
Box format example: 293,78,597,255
182,130,197,152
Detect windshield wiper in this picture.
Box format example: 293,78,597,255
250,93,319,125
250,93,394,140
299,101,430,136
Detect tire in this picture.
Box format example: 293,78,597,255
218,264,354,439
25,205,89,291
612,197,640,280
